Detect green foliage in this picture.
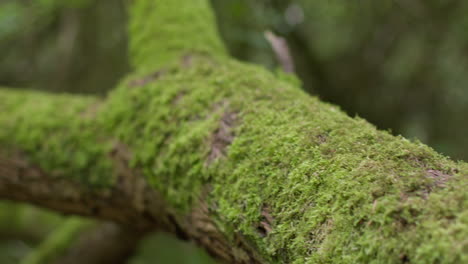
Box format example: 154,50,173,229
0,0,129,94
129,232,216,264
20,218,91,264
210,0,283,67
0,202,63,240
211,0,468,161
0,202,64,264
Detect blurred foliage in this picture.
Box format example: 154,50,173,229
129,233,216,264
0,202,64,264
0,0,129,94
1,0,466,158
0,201,217,263
211,0,468,161
0,0,467,263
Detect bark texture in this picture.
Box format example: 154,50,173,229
0,0,467,263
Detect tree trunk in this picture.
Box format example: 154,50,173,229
0,0,466,263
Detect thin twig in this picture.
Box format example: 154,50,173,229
264,30,295,73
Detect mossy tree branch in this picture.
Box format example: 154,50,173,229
129,0,227,70
0,0,467,263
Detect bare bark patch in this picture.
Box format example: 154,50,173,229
129,69,167,87
80,102,102,120
181,186,265,264
206,107,237,165
264,30,295,73
399,169,453,201
316,134,327,145
109,142,149,213
172,91,186,105
181,54,193,68
425,169,451,189
256,205,274,237
307,218,333,254
406,154,430,168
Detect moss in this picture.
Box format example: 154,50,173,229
129,0,227,71
1,0,466,262
0,88,114,188
20,218,92,264
98,55,467,263
100,57,231,209
2,53,466,262
206,63,466,263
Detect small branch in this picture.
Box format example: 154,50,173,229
264,30,295,73
0,149,264,264
0,150,167,231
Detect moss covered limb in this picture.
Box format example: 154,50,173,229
106,56,468,263
0,88,170,230
129,0,227,70
0,88,112,187
2,54,467,263
0,0,467,263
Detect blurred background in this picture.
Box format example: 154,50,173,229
0,0,466,263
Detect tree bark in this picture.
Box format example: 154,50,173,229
0,0,467,263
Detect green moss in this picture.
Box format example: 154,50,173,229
0,88,114,188
98,55,467,263
100,57,232,209
205,62,466,263
129,0,227,71
1,0,466,262
212,70,466,263
3,54,465,262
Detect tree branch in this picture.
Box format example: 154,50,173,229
128,0,227,70
0,149,166,230
0,0,467,263
264,30,295,73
